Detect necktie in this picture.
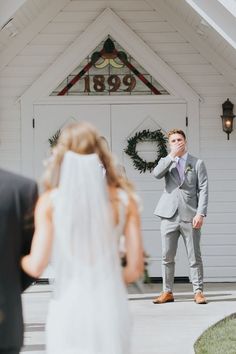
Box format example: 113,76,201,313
176,158,184,182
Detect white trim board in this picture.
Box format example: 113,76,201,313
20,8,200,177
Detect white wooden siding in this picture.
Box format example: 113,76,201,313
0,0,235,280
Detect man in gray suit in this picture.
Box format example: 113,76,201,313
0,168,38,354
152,129,208,304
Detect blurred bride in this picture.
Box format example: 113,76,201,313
21,122,144,354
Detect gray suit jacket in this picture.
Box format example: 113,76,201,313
153,154,208,221
0,169,38,350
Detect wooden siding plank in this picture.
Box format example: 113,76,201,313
206,212,236,223
208,192,236,203
53,11,100,22
41,22,89,34
202,150,236,159
202,149,236,159
206,170,236,180
0,97,17,108
200,134,236,144
0,161,21,173
0,153,21,161
200,129,236,139
130,21,175,33
208,181,236,191
183,74,228,85
194,86,236,96
203,223,236,233
202,257,236,267
117,10,164,22
0,87,29,97
203,245,236,256
64,1,152,12
20,45,65,56
171,64,218,74
140,32,186,43
0,66,46,78
202,235,236,245
9,55,56,67
152,43,198,54
200,118,222,128
162,53,208,64
200,106,222,116
204,266,236,281
201,96,236,105
201,136,236,144
0,77,34,87
0,122,20,132
31,33,76,45
204,158,236,169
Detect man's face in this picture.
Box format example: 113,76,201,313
168,133,187,154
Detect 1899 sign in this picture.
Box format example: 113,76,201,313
83,74,136,92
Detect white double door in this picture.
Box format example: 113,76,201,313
34,102,188,277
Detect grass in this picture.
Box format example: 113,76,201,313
194,313,236,354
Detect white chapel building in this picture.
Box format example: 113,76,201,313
0,0,236,281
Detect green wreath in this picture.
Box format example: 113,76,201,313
124,129,168,173
48,129,61,148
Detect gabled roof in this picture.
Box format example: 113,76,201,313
20,8,200,102
149,0,236,88
185,0,236,49
1,0,236,92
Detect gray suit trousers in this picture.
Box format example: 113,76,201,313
160,213,203,293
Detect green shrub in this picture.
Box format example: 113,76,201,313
194,314,236,354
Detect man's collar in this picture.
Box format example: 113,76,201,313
180,152,188,161
174,152,188,163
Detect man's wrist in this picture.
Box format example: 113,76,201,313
168,153,176,161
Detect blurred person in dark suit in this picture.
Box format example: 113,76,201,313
0,168,38,354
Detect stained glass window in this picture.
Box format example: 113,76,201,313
51,36,169,96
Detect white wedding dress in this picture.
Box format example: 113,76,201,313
46,152,130,354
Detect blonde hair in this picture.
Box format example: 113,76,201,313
43,121,134,196
167,129,186,140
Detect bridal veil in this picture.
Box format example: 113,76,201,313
46,151,130,354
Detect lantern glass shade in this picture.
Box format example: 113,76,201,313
221,99,235,140
222,117,233,133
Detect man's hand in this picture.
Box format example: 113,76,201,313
192,214,204,229
169,141,186,158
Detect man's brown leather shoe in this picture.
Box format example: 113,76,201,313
194,292,207,304
153,292,174,304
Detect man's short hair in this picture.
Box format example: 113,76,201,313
167,129,186,140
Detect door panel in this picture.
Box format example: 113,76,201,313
33,104,110,179
111,103,188,277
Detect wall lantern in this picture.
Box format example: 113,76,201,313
221,98,235,140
